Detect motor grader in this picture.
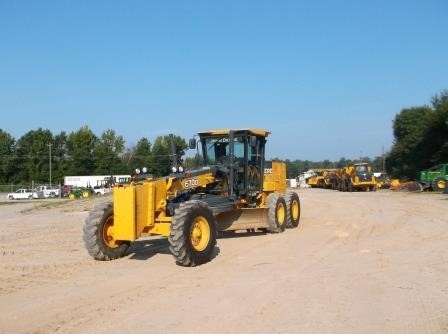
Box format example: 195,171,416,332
83,128,301,266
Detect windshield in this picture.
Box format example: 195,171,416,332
203,136,245,164
356,165,367,172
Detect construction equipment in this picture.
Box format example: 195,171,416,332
374,172,391,190
306,169,336,189
331,162,377,192
419,163,448,191
83,129,301,266
68,187,95,199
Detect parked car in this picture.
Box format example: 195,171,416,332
7,189,35,200
33,185,60,198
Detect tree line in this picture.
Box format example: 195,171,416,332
386,89,448,179
0,126,188,186
0,89,446,186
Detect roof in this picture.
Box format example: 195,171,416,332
197,128,271,137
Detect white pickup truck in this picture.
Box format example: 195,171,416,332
33,185,60,198
7,189,35,200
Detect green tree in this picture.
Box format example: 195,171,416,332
386,89,448,179
0,129,16,183
15,128,53,185
151,134,188,177
285,159,301,179
321,159,333,169
426,90,448,163
51,132,68,185
65,126,97,176
92,129,126,175
387,106,434,178
128,138,153,173
371,155,386,173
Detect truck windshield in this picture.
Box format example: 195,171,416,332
203,136,245,164
356,165,368,172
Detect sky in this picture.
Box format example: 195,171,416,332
1,1,447,161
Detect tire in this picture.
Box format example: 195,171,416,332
284,191,301,228
266,193,287,233
168,200,217,267
8,195,14,200
431,178,445,192
347,180,353,192
83,201,130,260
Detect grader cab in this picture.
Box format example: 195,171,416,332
83,129,301,266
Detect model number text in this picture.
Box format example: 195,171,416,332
184,178,200,188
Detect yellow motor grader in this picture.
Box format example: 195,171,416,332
83,129,301,266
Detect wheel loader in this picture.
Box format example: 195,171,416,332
83,128,301,266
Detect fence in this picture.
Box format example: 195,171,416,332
0,183,61,193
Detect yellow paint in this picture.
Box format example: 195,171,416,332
263,161,286,193
113,186,136,240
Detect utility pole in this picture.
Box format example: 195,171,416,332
48,143,52,187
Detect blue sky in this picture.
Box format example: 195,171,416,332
1,1,447,161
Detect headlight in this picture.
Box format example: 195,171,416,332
178,166,184,173
135,168,141,175
142,167,147,173
171,166,177,173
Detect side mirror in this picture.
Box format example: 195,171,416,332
189,138,196,149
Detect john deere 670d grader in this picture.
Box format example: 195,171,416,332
83,129,301,266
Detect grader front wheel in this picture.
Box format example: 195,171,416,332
83,201,130,260
169,200,217,267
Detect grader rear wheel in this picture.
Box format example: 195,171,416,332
266,193,287,233
83,201,130,260
169,200,217,267
284,191,301,228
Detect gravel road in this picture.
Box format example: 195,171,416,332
0,189,447,333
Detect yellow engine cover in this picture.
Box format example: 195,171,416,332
263,161,286,193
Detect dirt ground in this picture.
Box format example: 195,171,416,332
0,189,447,334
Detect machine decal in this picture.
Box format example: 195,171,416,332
184,178,200,188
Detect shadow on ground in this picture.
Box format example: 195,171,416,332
125,229,267,263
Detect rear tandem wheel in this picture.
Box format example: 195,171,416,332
266,193,287,233
284,191,301,228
